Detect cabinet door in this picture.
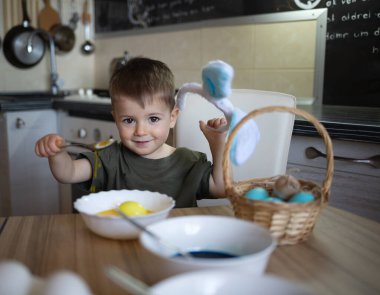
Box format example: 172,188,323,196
6,110,60,216
288,136,380,222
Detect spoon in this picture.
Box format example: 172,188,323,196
305,146,380,168
61,138,115,151
105,265,150,295
115,207,193,260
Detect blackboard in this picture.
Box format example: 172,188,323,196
94,0,247,32
94,0,380,108
321,0,380,107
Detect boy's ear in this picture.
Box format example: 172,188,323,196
170,107,179,128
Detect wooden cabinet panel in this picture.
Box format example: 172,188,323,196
289,136,380,177
287,163,380,222
288,136,380,222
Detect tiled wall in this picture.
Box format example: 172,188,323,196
94,20,316,98
0,0,316,99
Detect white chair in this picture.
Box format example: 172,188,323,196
174,89,296,206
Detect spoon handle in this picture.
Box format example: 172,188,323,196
306,147,380,168
105,266,151,295
116,208,193,259
60,141,94,151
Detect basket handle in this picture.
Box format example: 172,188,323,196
222,106,334,203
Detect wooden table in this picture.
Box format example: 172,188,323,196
0,206,379,295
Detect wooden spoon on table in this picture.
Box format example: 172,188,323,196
38,0,60,31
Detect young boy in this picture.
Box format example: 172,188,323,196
35,57,227,207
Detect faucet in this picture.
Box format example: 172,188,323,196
27,29,60,95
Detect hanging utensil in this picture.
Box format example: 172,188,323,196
3,0,45,69
38,0,60,31
110,51,130,76
69,0,80,30
49,0,76,54
81,0,95,55
50,24,75,53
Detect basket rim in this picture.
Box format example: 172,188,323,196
222,106,334,204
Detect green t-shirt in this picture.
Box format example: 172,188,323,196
77,142,213,207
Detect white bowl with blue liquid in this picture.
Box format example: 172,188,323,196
139,215,276,282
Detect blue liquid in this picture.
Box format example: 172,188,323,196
174,250,237,259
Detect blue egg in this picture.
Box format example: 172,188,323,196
289,192,315,203
265,197,284,203
245,187,269,200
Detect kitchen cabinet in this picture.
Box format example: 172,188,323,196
287,135,380,222
0,110,60,216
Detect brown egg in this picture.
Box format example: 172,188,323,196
273,175,301,201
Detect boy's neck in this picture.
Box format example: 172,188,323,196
140,143,176,159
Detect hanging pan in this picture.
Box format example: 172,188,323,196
3,0,46,69
50,23,75,54
49,0,75,54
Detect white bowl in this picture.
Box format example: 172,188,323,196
139,216,276,282
151,270,314,295
73,189,175,239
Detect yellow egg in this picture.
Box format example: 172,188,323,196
119,201,148,217
97,209,119,216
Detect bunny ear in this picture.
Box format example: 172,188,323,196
202,60,234,99
229,108,261,166
175,83,204,111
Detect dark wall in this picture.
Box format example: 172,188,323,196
94,0,380,108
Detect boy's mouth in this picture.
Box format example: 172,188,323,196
133,139,152,145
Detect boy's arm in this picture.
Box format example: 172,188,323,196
35,134,92,184
199,118,228,197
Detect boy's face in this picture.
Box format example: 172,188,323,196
112,95,178,159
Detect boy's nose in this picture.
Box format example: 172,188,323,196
134,122,147,136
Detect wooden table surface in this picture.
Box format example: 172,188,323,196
0,206,379,295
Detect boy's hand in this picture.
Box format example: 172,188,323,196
35,134,65,157
199,117,228,146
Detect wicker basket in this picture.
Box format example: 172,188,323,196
223,106,334,245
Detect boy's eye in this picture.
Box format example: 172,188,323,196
149,116,160,123
123,118,135,124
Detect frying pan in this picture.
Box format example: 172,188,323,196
3,0,45,69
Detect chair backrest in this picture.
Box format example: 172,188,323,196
174,89,296,181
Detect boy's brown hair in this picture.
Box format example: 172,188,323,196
109,57,176,110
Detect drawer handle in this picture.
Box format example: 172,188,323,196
305,146,380,169
16,118,26,128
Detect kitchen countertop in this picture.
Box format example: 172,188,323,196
0,92,63,111
1,94,379,143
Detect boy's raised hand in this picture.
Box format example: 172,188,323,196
199,117,228,147
35,134,65,158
